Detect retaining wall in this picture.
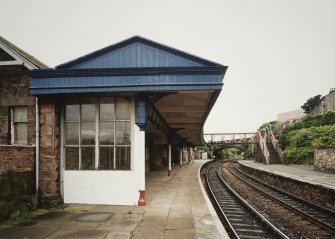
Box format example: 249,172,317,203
238,163,334,211
314,148,335,173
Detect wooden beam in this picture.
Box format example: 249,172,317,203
159,106,205,113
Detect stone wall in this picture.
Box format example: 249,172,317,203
0,65,36,222
0,66,36,145
311,90,335,115
239,163,335,211
314,148,335,173
0,171,35,222
0,146,35,174
38,97,61,199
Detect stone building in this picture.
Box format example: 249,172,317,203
310,88,335,115
1,36,227,207
0,36,47,219
0,36,47,176
277,109,305,122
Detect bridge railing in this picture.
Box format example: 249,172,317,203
203,133,256,144
269,129,285,164
256,131,270,164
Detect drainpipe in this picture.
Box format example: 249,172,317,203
35,97,40,200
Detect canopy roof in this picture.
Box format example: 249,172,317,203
29,36,227,145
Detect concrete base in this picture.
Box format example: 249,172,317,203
138,190,146,206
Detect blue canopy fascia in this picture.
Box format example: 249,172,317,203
29,67,225,95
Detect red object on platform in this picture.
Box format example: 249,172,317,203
168,169,172,176
138,190,146,206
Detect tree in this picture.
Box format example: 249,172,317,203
301,95,323,114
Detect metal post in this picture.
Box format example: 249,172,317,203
168,144,172,176
179,147,182,168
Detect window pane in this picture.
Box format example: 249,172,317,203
81,104,95,121
115,122,131,145
14,123,27,144
99,122,114,145
13,107,27,122
81,147,95,170
65,147,79,170
116,98,130,120
65,122,79,145
100,98,115,120
81,122,95,145
99,147,114,170
65,105,79,121
115,147,130,170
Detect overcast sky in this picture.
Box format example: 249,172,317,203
1,0,334,133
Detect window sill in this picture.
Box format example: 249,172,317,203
0,144,35,148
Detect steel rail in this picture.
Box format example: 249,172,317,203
206,161,289,239
235,165,335,216
205,162,239,239
229,164,335,235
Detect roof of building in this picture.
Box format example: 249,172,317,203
0,36,48,69
29,36,227,145
56,35,224,69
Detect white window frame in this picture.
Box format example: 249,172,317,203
10,106,28,145
63,97,131,171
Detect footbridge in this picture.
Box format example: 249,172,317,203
203,132,257,145
203,132,257,158
204,131,285,165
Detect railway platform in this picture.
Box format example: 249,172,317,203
239,160,335,190
0,160,228,239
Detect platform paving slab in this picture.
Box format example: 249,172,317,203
239,160,335,190
0,228,57,239
0,160,228,239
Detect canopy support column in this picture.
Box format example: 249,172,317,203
138,129,146,206
136,96,147,206
168,144,172,176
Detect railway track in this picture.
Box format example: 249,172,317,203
205,161,289,239
228,163,335,238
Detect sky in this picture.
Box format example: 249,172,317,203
1,0,334,133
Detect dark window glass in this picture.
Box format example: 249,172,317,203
99,122,114,145
100,98,115,121
65,105,79,121
65,147,79,170
81,104,95,121
81,147,95,170
115,98,130,120
115,147,130,170
81,122,95,145
65,122,79,145
99,147,114,170
115,122,131,145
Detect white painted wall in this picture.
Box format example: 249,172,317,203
64,171,139,205
63,97,144,205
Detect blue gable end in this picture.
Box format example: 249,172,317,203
67,43,204,69
56,36,222,69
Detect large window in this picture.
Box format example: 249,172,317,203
10,106,28,145
64,97,131,170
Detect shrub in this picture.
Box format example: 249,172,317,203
282,125,335,164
